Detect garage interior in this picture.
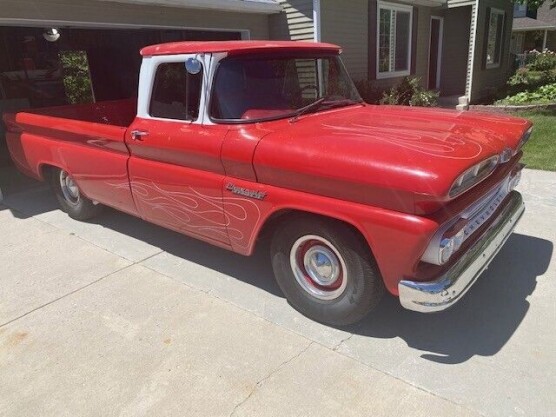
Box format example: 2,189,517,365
0,25,243,171
0,0,279,191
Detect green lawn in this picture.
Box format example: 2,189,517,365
514,109,556,171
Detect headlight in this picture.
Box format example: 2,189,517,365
517,127,533,151
449,156,499,198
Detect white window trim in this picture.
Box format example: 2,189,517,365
138,53,211,125
485,7,505,70
376,1,413,80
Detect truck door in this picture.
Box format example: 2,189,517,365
126,55,231,247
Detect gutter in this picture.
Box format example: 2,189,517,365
96,0,283,14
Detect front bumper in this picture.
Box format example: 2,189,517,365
398,191,525,313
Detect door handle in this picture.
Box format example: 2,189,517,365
131,130,149,141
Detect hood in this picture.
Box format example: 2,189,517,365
253,104,531,214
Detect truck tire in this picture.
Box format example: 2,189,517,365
50,168,102,220
270,215,384,326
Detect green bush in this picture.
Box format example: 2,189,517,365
59,51,94,105
380,77,438,107
528,50,556,72
496,83,556,105
504,51,556,101
353,79,383,104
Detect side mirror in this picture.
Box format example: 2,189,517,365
185,58,202,75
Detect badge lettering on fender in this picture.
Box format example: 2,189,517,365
226,183,267,200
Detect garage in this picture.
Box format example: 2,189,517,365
0,0,280,177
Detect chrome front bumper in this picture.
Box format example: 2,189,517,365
398,191,525,313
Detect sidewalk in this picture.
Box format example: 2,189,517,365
0,169,554,417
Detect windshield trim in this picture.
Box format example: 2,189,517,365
208,52,362,125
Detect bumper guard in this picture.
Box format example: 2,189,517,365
398,191,525,313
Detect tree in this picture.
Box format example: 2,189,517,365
514,0,556,10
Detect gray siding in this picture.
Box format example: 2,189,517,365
438,6,472,96
471,0,514,102
414,6,433,87
320,0,368,80
0,0,270,39
269,0,314,41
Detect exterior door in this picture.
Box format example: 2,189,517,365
428,17,443,90
126,57,231,247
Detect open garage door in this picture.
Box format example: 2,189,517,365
0,26,242,168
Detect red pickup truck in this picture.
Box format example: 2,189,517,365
3,41,531,325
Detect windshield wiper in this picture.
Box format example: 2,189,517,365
289,97,363,123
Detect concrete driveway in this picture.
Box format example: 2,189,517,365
0,168,554,417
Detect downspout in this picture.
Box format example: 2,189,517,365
464,0,479,106
313,0,325,95
313,0,321,42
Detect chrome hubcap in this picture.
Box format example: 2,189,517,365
59,170,80,205
290,235,347,301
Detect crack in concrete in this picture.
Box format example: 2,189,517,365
0,246,171,328
229,341,314,417
0,263,133,328
332,333,353,351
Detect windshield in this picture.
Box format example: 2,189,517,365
210,54,362,122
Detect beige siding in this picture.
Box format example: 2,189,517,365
269,0,314,41
320,0,368,80
0,0,270,39
470,0,514,102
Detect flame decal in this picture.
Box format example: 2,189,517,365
107,178,260,250
322,122,484,160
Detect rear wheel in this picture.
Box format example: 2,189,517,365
270,215,384,326
50,168,102,220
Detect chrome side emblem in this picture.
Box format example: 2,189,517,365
226,183,267,200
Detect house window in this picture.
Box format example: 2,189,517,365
377,1,413,79
485,8,505,69
150,62,202,121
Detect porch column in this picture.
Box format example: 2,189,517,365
543,30,548,51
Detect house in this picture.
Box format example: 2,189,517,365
511,2,556,53
0,0,514,166
271,0,515,106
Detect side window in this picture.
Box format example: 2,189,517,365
149,62,202,121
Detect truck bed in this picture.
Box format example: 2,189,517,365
5,98,137,128
2,98,139,215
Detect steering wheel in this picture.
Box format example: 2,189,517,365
287,84,319,106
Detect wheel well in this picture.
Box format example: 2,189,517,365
257,209,373,258
39,164,60,181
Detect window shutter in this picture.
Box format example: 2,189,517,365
411,8,418,74
369,0,378,80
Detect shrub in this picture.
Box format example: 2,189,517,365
353,79,383,104
528,50,556,72
496,83,556,105
380,77,438,107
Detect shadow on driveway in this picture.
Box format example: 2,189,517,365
345,232,552,364
3,180,553,365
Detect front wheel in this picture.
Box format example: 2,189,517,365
50,168,102,220
270,216,384,326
